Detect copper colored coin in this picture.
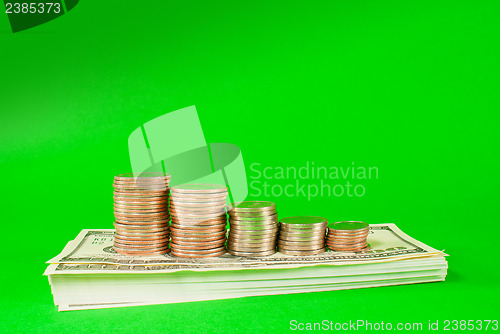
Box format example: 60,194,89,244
328,245,370,252
171,217,227,225
171,248,226,258
114,195,168,202
171,236,226,244
114,202,167,208
114,237,170,245
169,245,226,254
170,212,226,219
170,228,227,237
114,221,169,228
170,239,226,250
113,240,169,248
113,243,169,251
327,238,368,245
115,233,170,240
171,220,227,228
113,185,168,192
114,208,168,215
328,230,369,238
170,229,226,238
327,242,368,249
327,232,368,239
114,219,170,226
114,247,169,256
170,224,226,233
113,191,168,198
115,228,169,235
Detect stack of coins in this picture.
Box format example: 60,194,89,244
326,221,370,252
112,173,171,255
227,201,278,257
169,184,228,258
277,216,327,256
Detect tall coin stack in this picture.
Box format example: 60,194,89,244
169,184,228,258
326,221,370,252
113,173,171,256
227,201,278,257
277,216,327,256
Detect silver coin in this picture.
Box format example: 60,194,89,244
280,224,326,232
229,224,278,232
227,249,276,257
170,183,228,194
170,201,227,209
229,230,278,237
229,213,278,222
228,235,277,243
227,241,276,252
227,201,276,212
227,245,275,253
278,230,326,238
229,210,276,218
279,232,325,241
278,248,326,256
279,216,328,228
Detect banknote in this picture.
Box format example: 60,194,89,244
54,274,446,311
46,223,445,272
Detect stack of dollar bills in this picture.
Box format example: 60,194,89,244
45,224,448,311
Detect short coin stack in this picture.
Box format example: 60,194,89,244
277,216,327,256
326,221,370,252
227,201,278,257
169,184,228,258
112,173,171,255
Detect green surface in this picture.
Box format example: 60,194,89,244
0,0,499,333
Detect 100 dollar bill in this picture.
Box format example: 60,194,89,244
46,224,445,272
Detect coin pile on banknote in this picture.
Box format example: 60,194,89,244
227,201,278,257
112,173,171,255
169,184,228,258
277,216,327,255
326,221,370,252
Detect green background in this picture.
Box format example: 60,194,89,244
1,0,499,333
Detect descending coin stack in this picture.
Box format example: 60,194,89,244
277,216,327,256
227,201,278,257
326,221,370,252
112,173,171,255
169,184,228,258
